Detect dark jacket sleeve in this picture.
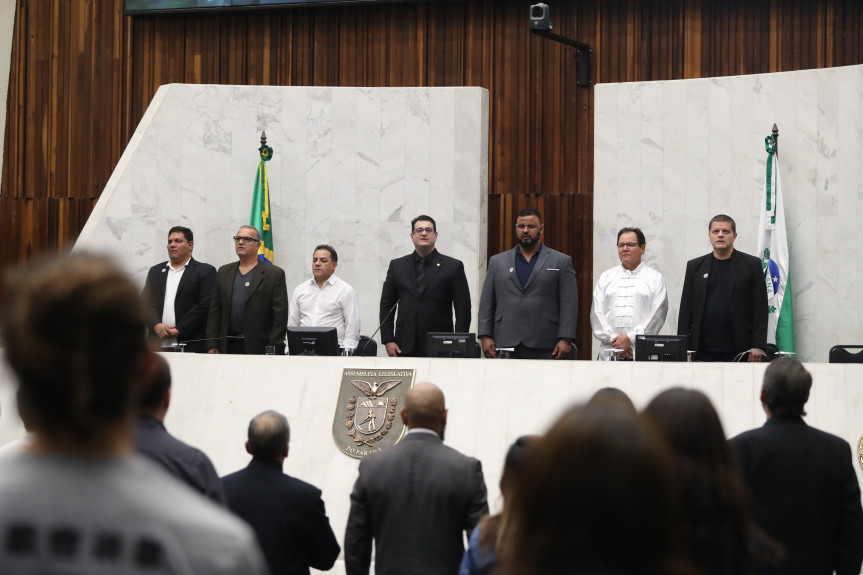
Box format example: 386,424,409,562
477,257,497,338
380,261,399,345
206,268,225,351
557,254,578,339
176,263,217,339
267,267,288,350
303,492,341,571
835,441,863,575
464,458,489,537
452,259,472,333
345,466,373,575
748,255,769,351
677,259,695,338
142,266,164,331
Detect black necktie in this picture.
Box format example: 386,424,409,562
416,257,428,296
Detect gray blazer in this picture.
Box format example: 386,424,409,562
344,432,488,575
478,244,578,349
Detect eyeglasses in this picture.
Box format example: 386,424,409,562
233,236,259,244
617,242,640,249
413,228,434,235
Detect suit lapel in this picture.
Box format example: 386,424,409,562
508,248,522,291
245,263,267,303
523,248,551,291
174,257,195,299
694,255,712,310
726,250,742,303
426,252,443,287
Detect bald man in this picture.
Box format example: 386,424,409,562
344,383,488,575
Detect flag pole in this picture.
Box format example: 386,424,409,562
772,123,779,155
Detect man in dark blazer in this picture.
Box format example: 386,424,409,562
344,382,488,575
379,215,471,357
206,225,288,354
478,208,578,359
136,354,224,504
677,214,768,361
143,226,216,353
730,358,863,575
222,410,340,575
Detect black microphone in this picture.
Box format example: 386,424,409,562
358,301,398,356
166,335,244,352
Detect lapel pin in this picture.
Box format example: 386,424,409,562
509,267,514,273
703,273,708,278
245,282,250,287
162,268,166,273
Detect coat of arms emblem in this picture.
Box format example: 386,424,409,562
332,368,415,458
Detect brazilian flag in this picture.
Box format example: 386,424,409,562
250,141,275,264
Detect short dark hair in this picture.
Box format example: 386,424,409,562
168,226,193,243
518,208,543,224
138,354,172,411
761,357,812,417
617,227,645,247
709,214,736,233
2,254,148,440
247,410,290,461
411,215,437,233
314,244,338,262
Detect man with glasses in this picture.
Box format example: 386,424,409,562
207,225,288,354
478,208,578,359
379,215,471,357
589,227,668,360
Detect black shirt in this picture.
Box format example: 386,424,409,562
699,256,736,360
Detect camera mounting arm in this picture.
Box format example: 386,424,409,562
529,3,592,87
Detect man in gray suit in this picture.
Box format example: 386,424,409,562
478,208,578,359
344,383,488,575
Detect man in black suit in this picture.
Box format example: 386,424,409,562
677,214,768,361
380,215,471,357
730,358,863,575
344,382,488,575
143,226,217,353
222,410,340,575
135,354,224,504
206,225,288,354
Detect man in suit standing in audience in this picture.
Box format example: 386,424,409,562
478,208,578,359
730,358,863,575
344,382,488,575
222,410,340,575
207,225,288,354
143,226,217,353
135,354,224,504
677,214,768,361
379,215,471,357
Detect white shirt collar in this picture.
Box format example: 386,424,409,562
167,257,191,272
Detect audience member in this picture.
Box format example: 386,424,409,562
222,410,340,575
135,353,224,503
0,253,266,572
644,388,781,575
731,358,863,575
586,387,636,413
497,403,695,575
344,382,489,575
459,435,538,575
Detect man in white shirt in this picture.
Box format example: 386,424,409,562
289,244,361,353
590,227,668,360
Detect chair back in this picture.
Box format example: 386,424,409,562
828,345,863,363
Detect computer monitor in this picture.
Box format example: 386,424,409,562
634,335,690,362
287,326,340,356
425,332,479,358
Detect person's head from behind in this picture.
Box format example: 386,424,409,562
644,388,731,469
761,357,812,418
400,382,447,437
587,387,636,414
499,404,689,575
137,353,172,420
3,253,149,448
246,410,290,463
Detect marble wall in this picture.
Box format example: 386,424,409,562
593,64,863,362
75,85,489,350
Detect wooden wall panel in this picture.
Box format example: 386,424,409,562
3,0,863,356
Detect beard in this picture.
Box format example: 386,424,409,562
518,234,540,249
